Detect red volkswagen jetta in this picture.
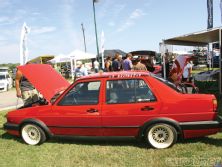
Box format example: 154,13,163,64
4,64,222,149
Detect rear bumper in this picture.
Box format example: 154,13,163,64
3,122,19,131
179,115,222,130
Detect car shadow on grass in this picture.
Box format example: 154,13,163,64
0,132,23,143
49,136,149,148
0,130,148,148
178,136,222,147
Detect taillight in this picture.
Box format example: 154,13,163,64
213,99,217,112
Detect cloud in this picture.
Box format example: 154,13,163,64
106,4,126,27
0,16,9,23
60,0,83,50
112,4,126,17
32,26,56,34
0,43,19,63
117,9,146,32
108,21,115,27
0,0,11,8
0,36,7,46
129,9,146,19
144,0,154,7
97,0,115,19
0,16,20,26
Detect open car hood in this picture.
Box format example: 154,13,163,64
18,64,70,103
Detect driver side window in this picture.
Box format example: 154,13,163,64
58,81,101,106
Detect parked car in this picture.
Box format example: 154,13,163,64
0,73,13,92
129,50,162,74
3,64,222,149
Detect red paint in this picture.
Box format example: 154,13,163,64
4,66,221,143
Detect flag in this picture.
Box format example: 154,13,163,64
20,22,30,65
100,30,105,69
220,0,222,23
207,0,213,29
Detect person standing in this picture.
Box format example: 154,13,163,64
133,58,147,71
15,67,39,106
93,60,99,73
123,53,133,71
74,61,88,80
112,53,121,71
104,56,112,72
182,59,192,82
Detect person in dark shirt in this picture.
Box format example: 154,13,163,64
112,53,121,71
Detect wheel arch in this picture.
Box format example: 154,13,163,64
138,117,183,140
19,118,52,139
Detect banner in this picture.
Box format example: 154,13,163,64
20,22,30,65
100,30,105,69
220,0,222,23
207,0,213,29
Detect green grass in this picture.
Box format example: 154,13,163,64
192,67,219,75
1,111,222,167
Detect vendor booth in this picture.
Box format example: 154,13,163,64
50,49,96,79
162,27,222,95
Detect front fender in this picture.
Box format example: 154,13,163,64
20,118,53,138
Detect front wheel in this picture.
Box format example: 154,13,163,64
145,123,177,149
21,124,46,145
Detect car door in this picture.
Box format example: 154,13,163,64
47,80,102,136
101,78,161,136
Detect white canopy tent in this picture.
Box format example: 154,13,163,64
50,49,96,79
68,50,96,79
50,54,70,64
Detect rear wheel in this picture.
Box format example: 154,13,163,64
145,123,177,149
21,124,46,145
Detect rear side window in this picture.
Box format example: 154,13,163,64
106,79,156,104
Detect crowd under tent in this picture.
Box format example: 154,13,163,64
162,27,222,95
50,49,96,79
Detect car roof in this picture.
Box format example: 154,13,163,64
78,71,151,81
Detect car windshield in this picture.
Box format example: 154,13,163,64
0,75,5,80
152,75,182,93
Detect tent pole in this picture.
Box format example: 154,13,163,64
70,58,74,80
219,28,222,95
163,42,166,79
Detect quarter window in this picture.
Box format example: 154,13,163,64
106,79,156,104
58,81,101,105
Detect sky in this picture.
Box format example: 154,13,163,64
0,0,221,64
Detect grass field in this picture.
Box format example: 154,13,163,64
1,111,222,167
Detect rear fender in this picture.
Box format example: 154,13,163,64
138,118,183,139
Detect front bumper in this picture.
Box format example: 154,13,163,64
179,115,222,130
3,122,19,131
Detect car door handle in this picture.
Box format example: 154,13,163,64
141,106,154,111
86,108,98,113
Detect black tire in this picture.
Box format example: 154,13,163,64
21,124,46,145
145,123,177,149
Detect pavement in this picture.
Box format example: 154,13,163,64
0,88,23,111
